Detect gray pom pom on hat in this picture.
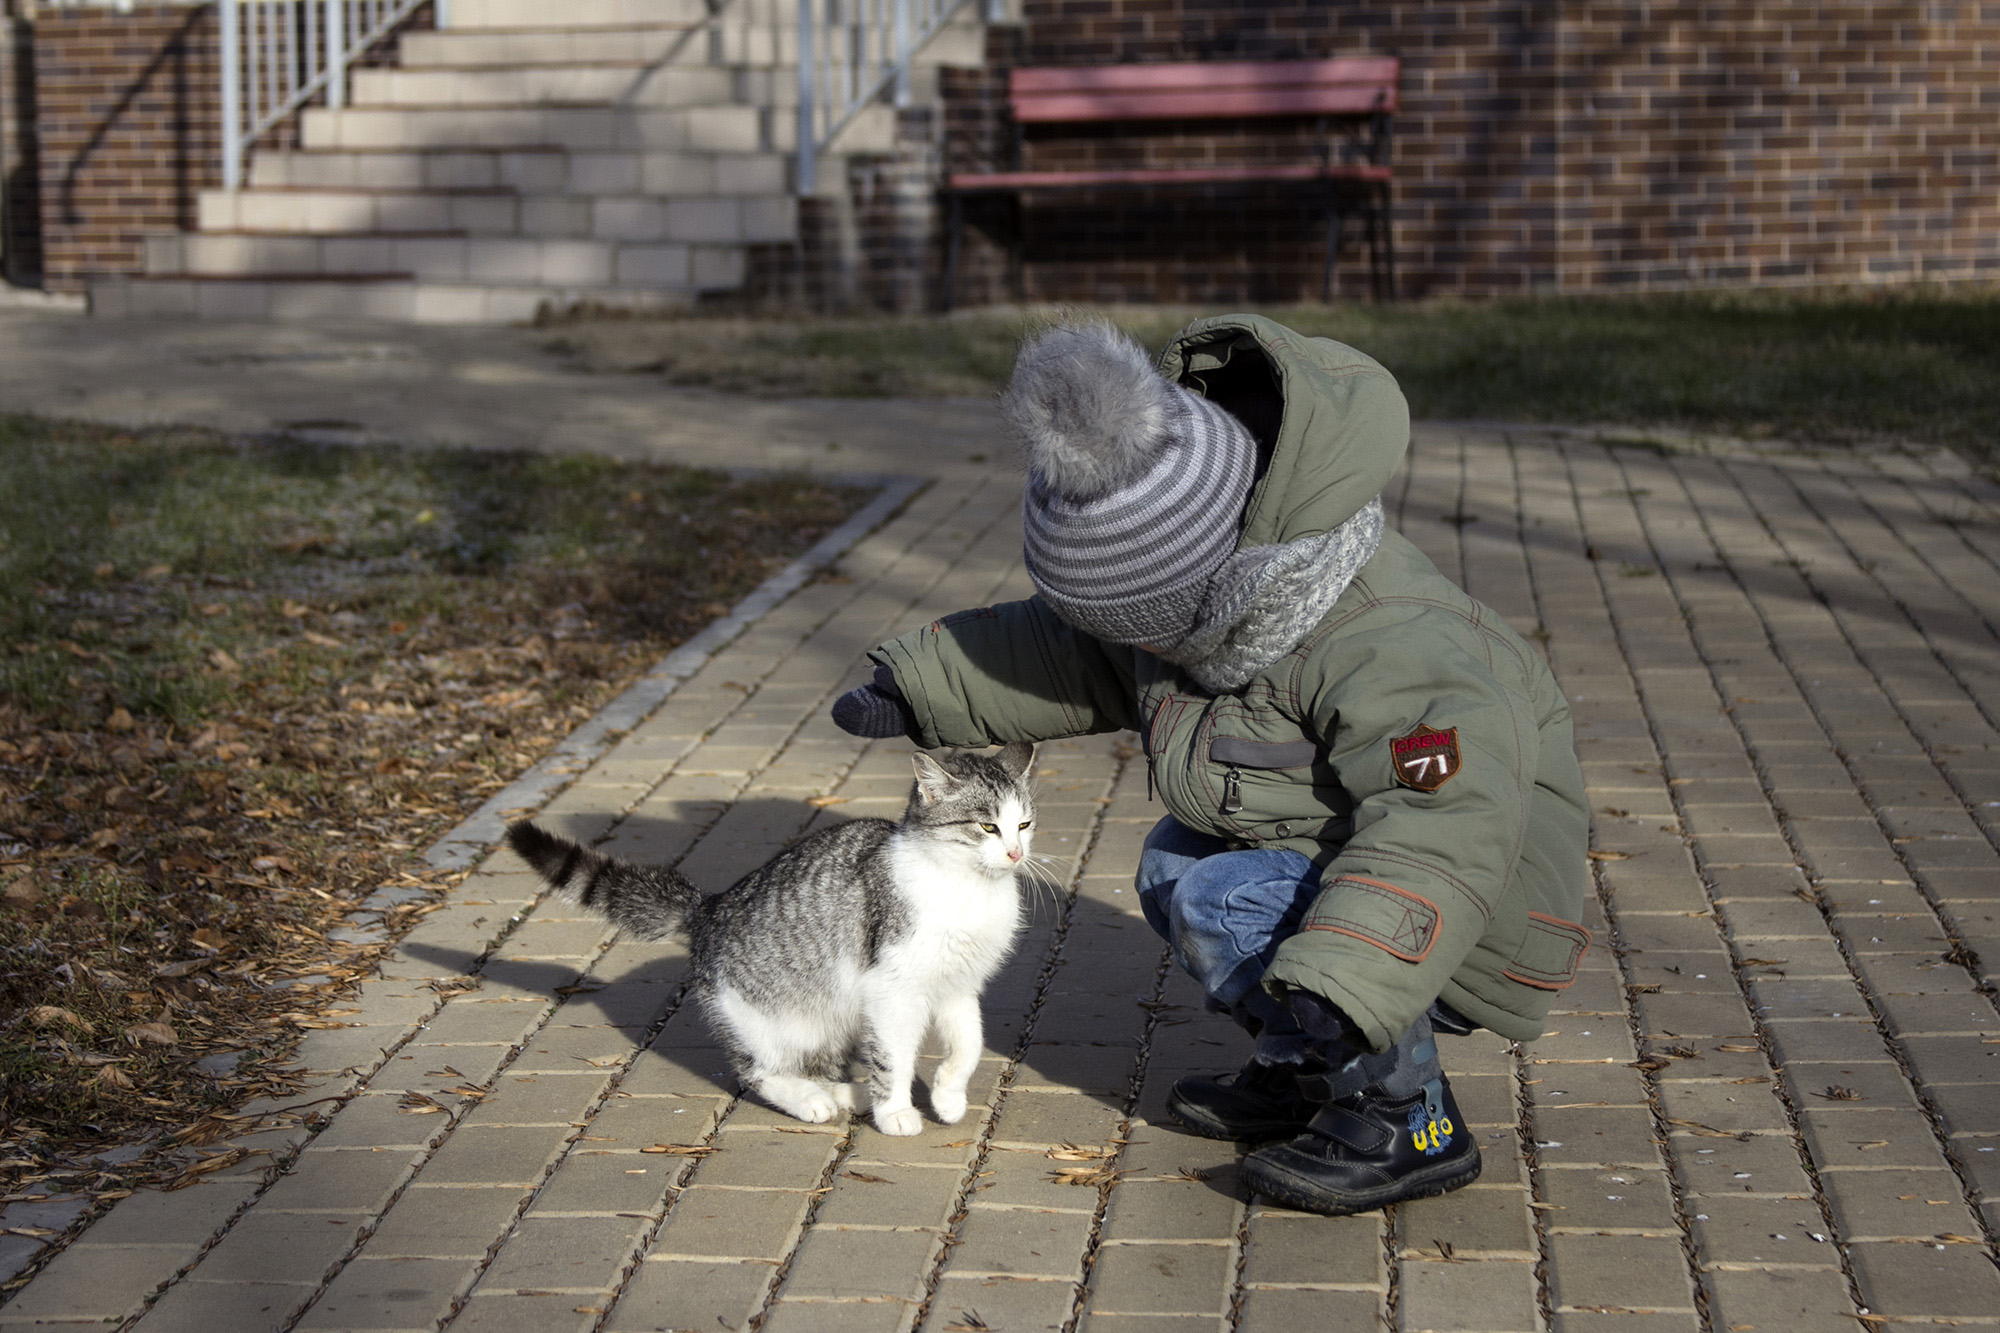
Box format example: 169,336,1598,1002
1002,322,1260,649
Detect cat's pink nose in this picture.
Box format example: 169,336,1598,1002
1007,848,1023,863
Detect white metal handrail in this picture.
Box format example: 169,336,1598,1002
795,0,996,194
220,0,445,190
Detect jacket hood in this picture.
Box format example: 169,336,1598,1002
1155,313,1411,550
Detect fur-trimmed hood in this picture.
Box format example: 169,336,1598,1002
1151,315,1412,691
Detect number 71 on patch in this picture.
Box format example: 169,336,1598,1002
1391,724,1461,793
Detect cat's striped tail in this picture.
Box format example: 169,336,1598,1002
504,821,699,941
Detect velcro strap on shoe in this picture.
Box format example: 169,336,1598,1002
1303,1101,1391,1154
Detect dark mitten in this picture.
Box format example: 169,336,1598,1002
831,664,916,739
1286,988,1365,1059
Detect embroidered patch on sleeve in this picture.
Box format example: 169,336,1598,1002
1391,724,1461,792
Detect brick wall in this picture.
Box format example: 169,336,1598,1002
933,1,2000,303
31,3,221,294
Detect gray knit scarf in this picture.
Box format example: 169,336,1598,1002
1162,496,1385,694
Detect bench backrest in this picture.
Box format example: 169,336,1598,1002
1008,58,1399,125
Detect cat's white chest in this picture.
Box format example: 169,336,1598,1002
882,842,1022,994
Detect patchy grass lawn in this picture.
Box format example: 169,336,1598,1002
0,417,864,1216
540,287,2000,461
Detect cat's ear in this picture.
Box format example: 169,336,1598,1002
911,752,957,805
996,741,1037,778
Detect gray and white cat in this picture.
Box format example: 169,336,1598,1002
505,742,1036,1135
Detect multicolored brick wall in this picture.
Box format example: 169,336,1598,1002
938,1,2000,304
28,3,222,293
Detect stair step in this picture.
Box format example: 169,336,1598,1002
301,102,894,154
250,147,790,195
145,230,757,289
447,0,719,30
196,189,796,242
91,275,701,324
350,62,737,108
394,20,985,70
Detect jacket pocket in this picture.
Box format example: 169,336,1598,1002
1303,876,1439,963
1503,912,1592,990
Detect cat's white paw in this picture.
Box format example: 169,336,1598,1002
930,1089,968,1124
791,1091,839,1124
874,1106,924,1137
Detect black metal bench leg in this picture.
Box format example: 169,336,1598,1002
1323,193,1345,302
1363,192,1383,303
941,193,964,314
1379,181,1398,302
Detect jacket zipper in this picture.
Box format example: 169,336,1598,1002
1220,766,1243,815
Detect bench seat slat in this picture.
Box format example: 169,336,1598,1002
946,162,1393,191
1010,57,1400,96
1013,85,1392,123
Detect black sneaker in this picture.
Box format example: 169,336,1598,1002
1166,1060,1320,1141
1242,1076,1481,1216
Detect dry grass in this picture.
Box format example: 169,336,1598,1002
0,417,864,1223
538,288,2000,460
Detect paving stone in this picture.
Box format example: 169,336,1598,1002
73,1177,259,1247
453,1292,602,1333
1765,1018,1893,1064
1923,1081,2000,1135
1529,1105,1666,1167
1540,1166,1680,1232
1549,1314,1701,1333
815,1163,965,1228
953,1205,1097,1278
367,1185,531,1257
1701,1264,1855,1329
1398,1184,1537,1257
507,1024,649,1073
698,1127,840,1188
1684,1192,1833,1263
1083,1241,1231,1316
184,1209,370,1284
1099,1177,1240,1241
608,1257,775,1332
923,1274,1076,1333
586,1092,729,1147
416,999,552,1046
419,1124,573,1185
650,1186,811,1260
1777,1059,1921,1111
1547,1233,1694,1313
1242,1209,1382,1286
478,1214,648,1293
988,1090,1127,1148
1848,1238,2000,1319
1399,1256,1540,1331
1655,1078,1794,1135
782,1226,940,1300
460,1070,616,1128
292,1255,478,1328
762,1298,916,1333
1234,1287,1384,1332
133,1279,318,1333
259,1147,423,1213
1799,1108,1953,1171
529,1149,689,1216
1672,1133,1814,1198
307,1092,456,1151
0,1242,187,1322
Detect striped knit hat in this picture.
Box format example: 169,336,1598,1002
1002,323,1259,648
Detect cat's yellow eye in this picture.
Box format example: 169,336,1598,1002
1019,821,1033,830
979,822,999,834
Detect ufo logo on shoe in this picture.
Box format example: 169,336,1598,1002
1406,1101,1455,1155
1391,724,1460,792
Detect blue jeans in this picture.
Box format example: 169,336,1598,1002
1136,816,1441,1099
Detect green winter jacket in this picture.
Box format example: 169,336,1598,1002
868,315,1591,1051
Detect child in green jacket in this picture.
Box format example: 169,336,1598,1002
833,316,1590,1215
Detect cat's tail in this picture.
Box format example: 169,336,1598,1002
504,820,699,940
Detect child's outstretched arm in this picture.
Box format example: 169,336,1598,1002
833,597,1140,747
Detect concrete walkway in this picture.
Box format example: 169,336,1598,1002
2,308,1998,1331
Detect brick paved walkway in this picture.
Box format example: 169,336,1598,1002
5,424,1999,1332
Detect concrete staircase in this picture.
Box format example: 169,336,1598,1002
92,0,987,322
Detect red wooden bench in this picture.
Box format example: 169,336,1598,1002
941,57,1400,309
